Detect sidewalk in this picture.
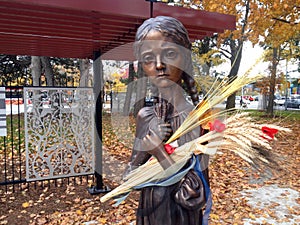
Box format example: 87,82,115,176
242,184,300,224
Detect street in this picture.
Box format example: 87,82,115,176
216,100,300,111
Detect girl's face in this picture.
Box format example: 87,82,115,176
139,30,184,88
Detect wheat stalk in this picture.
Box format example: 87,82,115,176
166,74,263,144
100,112,291,203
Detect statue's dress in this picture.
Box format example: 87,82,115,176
128,103,209,225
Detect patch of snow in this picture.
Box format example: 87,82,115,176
242,184,300,225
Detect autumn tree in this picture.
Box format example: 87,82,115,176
192,36,226,95
185,0,299,113
0,55,31,86
30,56,87,87
51,58,81,86
31,56,42,86
40,56,54,86
260,37,299,114
0,54,92,89
192,36,224,76
79,59,92,87
123,62,136,115
250,2,299,114
185,0,252,109
133,64,147,117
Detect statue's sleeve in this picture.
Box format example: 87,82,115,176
173,126,210,210
173,169,206,210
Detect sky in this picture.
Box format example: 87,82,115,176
215,41,299,80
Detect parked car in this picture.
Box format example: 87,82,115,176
274,96,286,106
286,95,300,109
253,95,259,101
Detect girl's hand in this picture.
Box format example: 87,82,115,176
143,128,175,169
153,98,174,141
149,117,173,141
158,122,173,141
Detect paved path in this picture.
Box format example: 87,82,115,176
242,184,300,224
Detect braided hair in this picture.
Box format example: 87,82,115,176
134,16,199,106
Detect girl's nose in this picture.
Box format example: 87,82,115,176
155,55,165,70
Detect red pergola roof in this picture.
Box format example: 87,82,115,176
0,0,236,60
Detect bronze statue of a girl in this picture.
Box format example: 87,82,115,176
127,16,210,225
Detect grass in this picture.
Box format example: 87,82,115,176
243,109,300,121
0,114,25,153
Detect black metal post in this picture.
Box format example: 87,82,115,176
145,0,156,18
88,50,110,194
110,90,113,111
150,1,153,18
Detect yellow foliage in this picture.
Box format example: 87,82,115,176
98,218,107,223
76,210,83,215
194,49,225,68
210,213,220,220
22,202,30,208
191,0,300,59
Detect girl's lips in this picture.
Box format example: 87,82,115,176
157,74,169,77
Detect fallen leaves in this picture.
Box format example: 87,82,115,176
22,202,30,208
0,114,299,224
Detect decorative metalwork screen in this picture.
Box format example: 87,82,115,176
24,87,94,181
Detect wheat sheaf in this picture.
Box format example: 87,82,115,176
100,72,291,204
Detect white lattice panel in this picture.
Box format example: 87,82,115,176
24,87,94,181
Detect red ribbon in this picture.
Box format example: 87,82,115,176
261,126,278,140
208,119,226,132
164,144,176,155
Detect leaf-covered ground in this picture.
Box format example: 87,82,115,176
0,113,299,225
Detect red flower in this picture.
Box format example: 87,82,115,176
209,119,226,132
164,144,176,155
261,126,278,140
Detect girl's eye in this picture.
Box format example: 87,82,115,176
142,54,155,64
164,49,178,59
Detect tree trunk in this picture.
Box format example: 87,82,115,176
225,0,249,110
266,47,278,115
225,40,243,109
202,63,210,76
133,64,147,117
79,59,91,87
31,56,42,86
30,56,43,117
123,62,135,116
41,56,54,86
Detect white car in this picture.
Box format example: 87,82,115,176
274,97,286,106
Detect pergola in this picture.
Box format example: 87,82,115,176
0,0,236,192
0,0,236,60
